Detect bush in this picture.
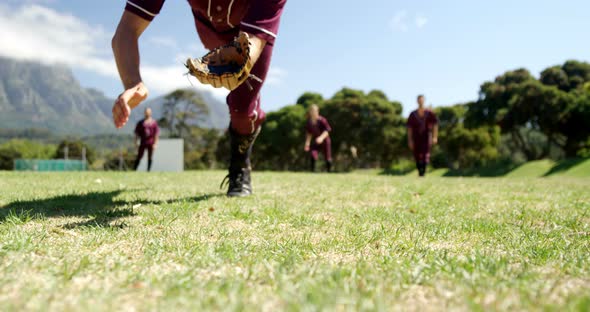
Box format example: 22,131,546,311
383,158,416,175
103,150,136,171
0,139,57,170
430,145,448,169
55,140,96,164
577,137,590,158
0,148,21,170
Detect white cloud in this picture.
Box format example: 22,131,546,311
415,15,428,29
0,4,227,100
265,67,287,86
0,4,116,76
389,11,429,33
389,10,408,32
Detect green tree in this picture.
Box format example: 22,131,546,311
321,88,406,169
562,60,590,90
255,88,407,171
158,89,221,169
540,66,570,91
102,148,136,171
254,104,308,170
559,93,590,157
159,89,209,138
466,61,590,159
184,128,223,169
467,68,558,160
433,104,501,169
466,68,535,128
295,92,324,110
55,140,96,164
508,81,576,157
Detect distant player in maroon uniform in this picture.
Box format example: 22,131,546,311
134,107,160,171
304,105,332,172
407,95,439,177
111,0,287,196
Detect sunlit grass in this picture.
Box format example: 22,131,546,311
0,171,588,311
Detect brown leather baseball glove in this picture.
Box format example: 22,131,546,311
185,32,253,91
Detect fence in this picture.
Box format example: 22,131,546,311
14,159,87,171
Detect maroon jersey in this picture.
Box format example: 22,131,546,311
305,116,332,161
124,0,286,47
124,0,287,136
407,109,438,154
135,118,160,146
305,116,331,139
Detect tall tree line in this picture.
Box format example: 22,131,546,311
1,60,588,172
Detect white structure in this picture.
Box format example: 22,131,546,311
137,139,184,172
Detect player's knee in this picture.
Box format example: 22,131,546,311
230,115,257,135
230,111,265,135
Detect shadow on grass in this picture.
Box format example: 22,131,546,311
381,160,520,177
380,158,590,178
379,168,414,176
442,162,518,177
543,158,587,177
380,162,518,177
0,190,223,229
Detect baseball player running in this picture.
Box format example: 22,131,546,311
111,0,287,196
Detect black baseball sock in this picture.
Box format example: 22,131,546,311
417,162,426,177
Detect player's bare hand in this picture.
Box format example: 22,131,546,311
304,144,310,152
315,137,324,145
112,82,148,128
432,137,438,145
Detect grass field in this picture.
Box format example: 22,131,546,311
0,171,589,311
398,158,590,179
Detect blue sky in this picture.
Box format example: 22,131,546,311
1,0,589,115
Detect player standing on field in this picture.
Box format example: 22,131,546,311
407,95,439,177
111,0,287,196
304,104,333,172
134,107,159,172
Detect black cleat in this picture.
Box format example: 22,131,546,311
221,168,252,197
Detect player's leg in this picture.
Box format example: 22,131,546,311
309,149,319,172
324,141,333,173
191,11,272,196
414,151,427,177
418,156,426,177
422,150,431,177
222,44,273,197
147,145,154,172
134,145,146,170
413,150,420,176
418,153,426,177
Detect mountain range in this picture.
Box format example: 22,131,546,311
0,56,228,135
